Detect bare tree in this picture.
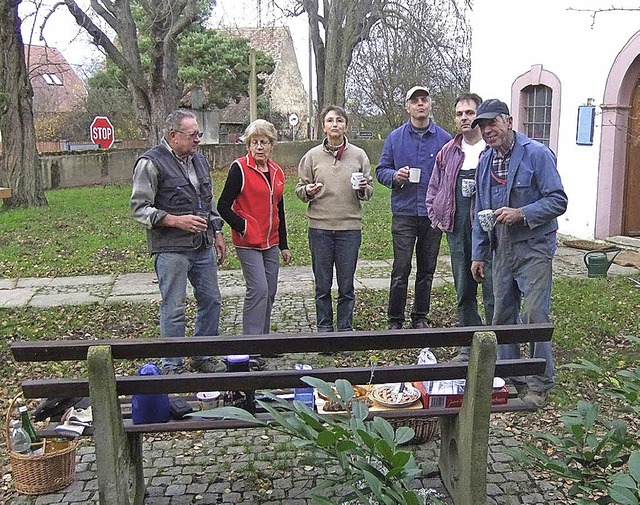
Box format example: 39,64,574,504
346,0,471,133
279,0,388,113
0,0,48,208
59,0,201,143
567,5,640,28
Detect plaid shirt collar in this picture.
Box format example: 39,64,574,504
490,136,515,182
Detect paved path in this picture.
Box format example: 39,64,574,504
4,246,639,505
2,246,637,309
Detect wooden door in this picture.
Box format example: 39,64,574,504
624,78,640,236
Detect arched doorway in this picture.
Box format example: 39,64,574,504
598,33,640,238
624,78,640,236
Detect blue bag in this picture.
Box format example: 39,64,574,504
131,363,171,424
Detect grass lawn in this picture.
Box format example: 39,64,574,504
0,172,408,277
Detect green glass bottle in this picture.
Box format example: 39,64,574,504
18,405,41,443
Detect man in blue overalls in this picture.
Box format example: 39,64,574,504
470,99,568,407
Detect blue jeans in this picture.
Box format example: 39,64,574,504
388,215,442,325
493,226,557,393
308,228,361,332
236,246,280,335
154,247,221,368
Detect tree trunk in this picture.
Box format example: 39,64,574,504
303,0,383,116
63,0,197,145
0,0,48,208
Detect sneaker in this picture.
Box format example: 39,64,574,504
162,364,187,375
522,391,546,408
189,358,227,373
388,322,403,330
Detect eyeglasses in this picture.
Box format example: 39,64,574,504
249,139,271,147
175,130,204,139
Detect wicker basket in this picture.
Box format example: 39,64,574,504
5,394,77,495
389,416,439,445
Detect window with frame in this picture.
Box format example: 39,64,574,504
523,85,552,146
42,73,63,86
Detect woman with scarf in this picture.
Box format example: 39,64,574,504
295,106,373,333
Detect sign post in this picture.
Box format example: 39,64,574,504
289,113,299,141
90,116,115,149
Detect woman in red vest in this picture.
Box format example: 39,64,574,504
218,120,292,364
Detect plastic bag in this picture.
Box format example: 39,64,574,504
417,348,437,394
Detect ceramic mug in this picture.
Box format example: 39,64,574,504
461,178,475,197
351,172,364,189
478,209,496,232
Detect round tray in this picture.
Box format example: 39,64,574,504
370,384,421,408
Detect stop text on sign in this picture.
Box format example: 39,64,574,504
90,116,115,149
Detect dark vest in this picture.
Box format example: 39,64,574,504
138,145,214,253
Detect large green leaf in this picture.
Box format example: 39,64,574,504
629,451,640,482
185,406,260,424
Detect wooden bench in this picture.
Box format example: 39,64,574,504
11,323,553,505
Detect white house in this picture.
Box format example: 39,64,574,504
470,0,640,242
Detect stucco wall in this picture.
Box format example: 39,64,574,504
470,0,640,239
31,139,384,189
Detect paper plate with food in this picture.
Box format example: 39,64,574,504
370,383,421,408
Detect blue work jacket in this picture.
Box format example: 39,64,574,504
472,132,568,262
376,120,452,217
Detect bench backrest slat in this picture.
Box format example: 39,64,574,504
11,324,553,362
20,359,546,398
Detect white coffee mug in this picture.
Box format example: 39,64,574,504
409,167,421,183
461,178,475,197
478,209,496,232
351,172,364,189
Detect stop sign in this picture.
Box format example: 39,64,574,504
90,116,115,149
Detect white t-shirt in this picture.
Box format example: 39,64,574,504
461,138,486,171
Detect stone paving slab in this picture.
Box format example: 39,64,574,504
0,278,17,290
0,288,35,308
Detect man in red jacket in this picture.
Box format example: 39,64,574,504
426,93,494,358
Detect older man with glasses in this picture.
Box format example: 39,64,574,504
130,109,228,374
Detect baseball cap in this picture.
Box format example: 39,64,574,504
405,86,430,102
471,99,510,128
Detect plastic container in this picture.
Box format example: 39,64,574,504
131,363,171,424
226,354,250,372
224,355,255,413
293,364,314,409
10,421,31,455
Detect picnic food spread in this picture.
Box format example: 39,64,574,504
369,384,421,408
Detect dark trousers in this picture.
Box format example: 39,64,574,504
388,215,442,325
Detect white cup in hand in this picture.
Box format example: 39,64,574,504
351,172,364,189
478,209,496,232
409,167,421,183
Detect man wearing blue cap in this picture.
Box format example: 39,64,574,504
376,86,452,330
470,99,568,407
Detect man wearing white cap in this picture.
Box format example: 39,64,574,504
376,86,452,330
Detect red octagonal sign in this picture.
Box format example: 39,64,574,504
90,116,115,149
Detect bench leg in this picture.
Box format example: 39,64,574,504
438,331,497,505
88,346,145,505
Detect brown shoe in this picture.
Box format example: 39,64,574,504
189,358,227,373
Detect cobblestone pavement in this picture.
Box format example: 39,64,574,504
4,246,639,504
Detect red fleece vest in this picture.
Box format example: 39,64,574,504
231,153,285,250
